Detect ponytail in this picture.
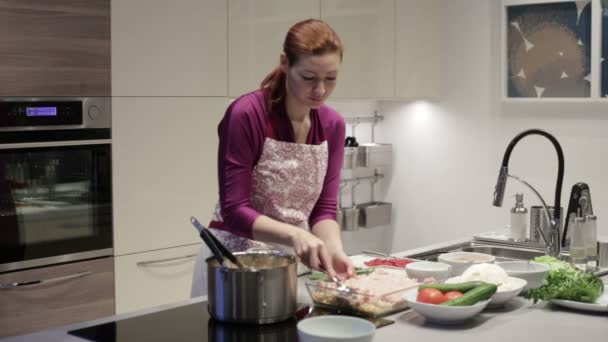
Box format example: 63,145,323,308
260,66,286,117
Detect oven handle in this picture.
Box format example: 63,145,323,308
136,253,198,267
0,271,92,290
0,139,111,150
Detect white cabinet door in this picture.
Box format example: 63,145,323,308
114,244,200,314
395,0,442,99
321,0,395,99
228,0,320,97
112,0,227,96
112,97,226,255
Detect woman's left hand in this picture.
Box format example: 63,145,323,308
329,250,355,278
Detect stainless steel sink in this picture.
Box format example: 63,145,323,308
409,242,545,262
460,246,545,261
406,240,608,277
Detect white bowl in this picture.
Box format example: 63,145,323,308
496,261,550,291
297,315,375,342
403,288,490,324
445,276,527,307
405,261,452,281
437,252,496,276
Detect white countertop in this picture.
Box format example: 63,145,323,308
2,238,607,342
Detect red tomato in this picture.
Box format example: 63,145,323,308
417,288,447,304
444,291,464,301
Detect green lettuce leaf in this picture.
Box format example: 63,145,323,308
526,256,604,303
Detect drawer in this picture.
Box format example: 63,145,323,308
114,244,201,314
0,257,114,338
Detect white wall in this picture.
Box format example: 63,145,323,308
380,0,608,252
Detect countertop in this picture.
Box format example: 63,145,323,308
2,238,607,342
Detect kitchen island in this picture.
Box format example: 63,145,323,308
2,240,607,342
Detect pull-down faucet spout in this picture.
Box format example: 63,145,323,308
492,129,565,257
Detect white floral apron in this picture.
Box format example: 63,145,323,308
191,119,329,297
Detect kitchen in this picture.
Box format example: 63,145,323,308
1,0,607,341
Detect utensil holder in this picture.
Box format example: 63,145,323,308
343,147,358,170
342,207,359,231
358,202,392,228
357,143,392,168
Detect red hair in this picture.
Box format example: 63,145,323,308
260,19,343,116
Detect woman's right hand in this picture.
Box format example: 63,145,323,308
290,229,336,278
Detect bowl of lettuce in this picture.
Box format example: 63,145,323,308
525,256,604,304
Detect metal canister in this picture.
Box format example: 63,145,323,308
207,250,297,324
598,238,608,268
529,206,563,244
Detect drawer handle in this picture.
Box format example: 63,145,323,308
136,253,197,267
0,271,92,290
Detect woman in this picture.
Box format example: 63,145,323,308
192,18,354,297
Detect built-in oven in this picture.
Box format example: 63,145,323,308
0,98,112,273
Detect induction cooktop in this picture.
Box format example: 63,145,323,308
68,302,392,342
68,302,304,342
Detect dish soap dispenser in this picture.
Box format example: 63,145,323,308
510,193,528,241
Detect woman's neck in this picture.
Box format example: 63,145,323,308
284,93,309,122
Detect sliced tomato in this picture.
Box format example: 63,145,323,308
363,258,415,268
416,288,447,304
444,291,464,301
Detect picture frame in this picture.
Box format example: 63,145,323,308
501,0,607,102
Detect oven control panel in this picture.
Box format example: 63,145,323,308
0,98,110,130
0,101,82,127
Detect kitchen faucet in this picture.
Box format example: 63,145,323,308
492,129,564,258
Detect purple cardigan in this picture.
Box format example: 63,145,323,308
216,89,345,239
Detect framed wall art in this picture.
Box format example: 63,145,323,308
502,0,606,101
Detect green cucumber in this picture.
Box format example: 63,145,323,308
418,281,486,294
441,283,497,306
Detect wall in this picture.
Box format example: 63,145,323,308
380,0,608,252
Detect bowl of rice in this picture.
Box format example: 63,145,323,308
445,263,526,307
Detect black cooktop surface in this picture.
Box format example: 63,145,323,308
68,302,299,342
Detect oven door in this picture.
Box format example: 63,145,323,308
0,140,112,272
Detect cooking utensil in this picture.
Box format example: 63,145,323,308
190,216,245,269
361,250,398,259
319,265,353,296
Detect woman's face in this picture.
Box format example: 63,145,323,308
282,52,341,109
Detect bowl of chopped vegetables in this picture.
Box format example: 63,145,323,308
403,281,496,324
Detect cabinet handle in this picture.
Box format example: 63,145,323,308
136,253,197,267
0,271,92,290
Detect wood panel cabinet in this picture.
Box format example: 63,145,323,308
0,257,114,338
395,0,442,99
0,0,111,97
228,0,320,97
321,0,395,99
114,244,200,314
112,97,226,255
112,0,227,96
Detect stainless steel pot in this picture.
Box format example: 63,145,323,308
206,250,297,324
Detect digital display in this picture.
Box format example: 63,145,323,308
26,106,57,117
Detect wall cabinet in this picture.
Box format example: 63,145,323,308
0,257,114,338
395,0,441,99
114,244,200,314
112,97,226,255
0,0,111,97
228,0,320,97
112,0,227,96
321,0,395,99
